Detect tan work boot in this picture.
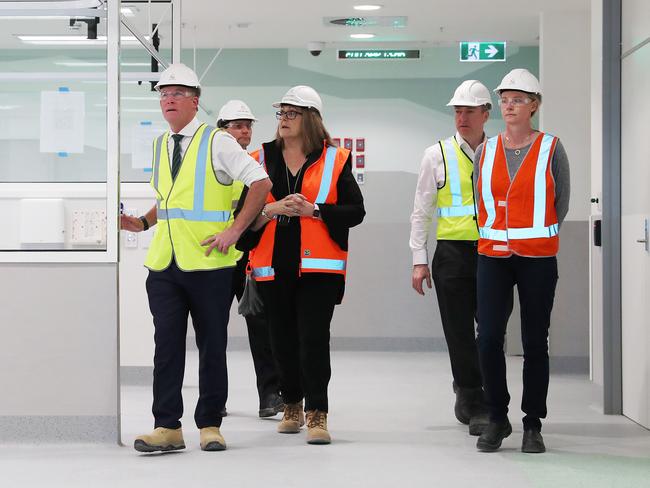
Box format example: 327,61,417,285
134,427,185,453
306,410,331,444
277,402,305,433
200,426,227,451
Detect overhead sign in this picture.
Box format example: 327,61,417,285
338,49,420,60
459,42,506,62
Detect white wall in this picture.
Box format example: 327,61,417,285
540,9,591,222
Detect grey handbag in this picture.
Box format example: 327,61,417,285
238,274,264,317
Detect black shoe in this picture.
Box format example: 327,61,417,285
522,429,545,453
453,382,471,425
468,411,489,436
259,392,284,418
476,419,512,452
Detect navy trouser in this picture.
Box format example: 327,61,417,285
431,240,482,389
476,255,558,432
146,261,233,429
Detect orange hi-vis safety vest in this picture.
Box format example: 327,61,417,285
477,132,560,257
249,142,349,281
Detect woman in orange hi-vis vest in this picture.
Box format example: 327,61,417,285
473,69,570,454
236,86,365,445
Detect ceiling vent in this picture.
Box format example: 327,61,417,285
324,16,407,28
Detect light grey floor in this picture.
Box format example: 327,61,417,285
2,351,650,487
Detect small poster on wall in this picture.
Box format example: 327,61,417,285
356,138,365,152
332,138,341,147
355,168,365,185
40,89,85,154
356,154,365,168
343,138,353,151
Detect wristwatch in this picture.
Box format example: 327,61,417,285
312,203,321,219
138,216,150,231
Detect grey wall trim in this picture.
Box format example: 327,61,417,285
602,0,622,414
0,416,118,443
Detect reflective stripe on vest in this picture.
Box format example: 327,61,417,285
479,136,499,231
301,257,346,271
252,266,275,278
315,147,338,204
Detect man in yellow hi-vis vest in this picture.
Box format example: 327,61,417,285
121,64,272,453
409,80,494,436
216,99,284,419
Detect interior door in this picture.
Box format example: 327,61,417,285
620,0,650,427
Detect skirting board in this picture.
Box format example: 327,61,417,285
0,416,118,443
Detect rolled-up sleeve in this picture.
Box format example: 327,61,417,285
212,132,268,186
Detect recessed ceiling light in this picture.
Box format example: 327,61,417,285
350,33,375,39
353,4,382,10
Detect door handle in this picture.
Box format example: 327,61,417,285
638,219,649,252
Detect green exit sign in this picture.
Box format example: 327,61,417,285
459,42,506,62
338,49,420,60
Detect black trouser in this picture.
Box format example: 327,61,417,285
431,240,482,389
258,273,339,412
146,261,233,429
231,258,280,403
476,255,558,432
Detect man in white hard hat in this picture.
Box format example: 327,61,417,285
216,100,284,419
409,80,496,436
121,64,272,453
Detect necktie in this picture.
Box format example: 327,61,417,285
171,134,183,180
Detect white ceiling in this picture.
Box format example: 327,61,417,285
177,0,590,49
0,0,590,50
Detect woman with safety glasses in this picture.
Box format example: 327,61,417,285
473,69,570,454
237,85,365,445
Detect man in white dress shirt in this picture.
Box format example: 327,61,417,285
409,80,494,436
121,64,271,453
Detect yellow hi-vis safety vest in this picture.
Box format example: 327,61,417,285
436,136,479,240
144,123,239,271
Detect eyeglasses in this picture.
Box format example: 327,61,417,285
275,110,303,120
159,90,195,100
225,121,254,130
498,96,532,106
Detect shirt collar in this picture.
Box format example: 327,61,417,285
454,131,486,157
171,117,202,138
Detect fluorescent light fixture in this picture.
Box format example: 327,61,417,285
353,4,383,10
55,61,150,67
350,33,376,39
17,35,147,45
0,1,101,9
0,105,21,110
0,16,93,20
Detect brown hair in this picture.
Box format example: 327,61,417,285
275,106,334,155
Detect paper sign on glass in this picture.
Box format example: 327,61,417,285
40,90,85,154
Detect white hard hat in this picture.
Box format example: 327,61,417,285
155,63,200,91
217,100,257,122
273,85,323,114
446,80,492,108
494,68,541,96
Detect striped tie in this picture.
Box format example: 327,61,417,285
171,134,183,180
